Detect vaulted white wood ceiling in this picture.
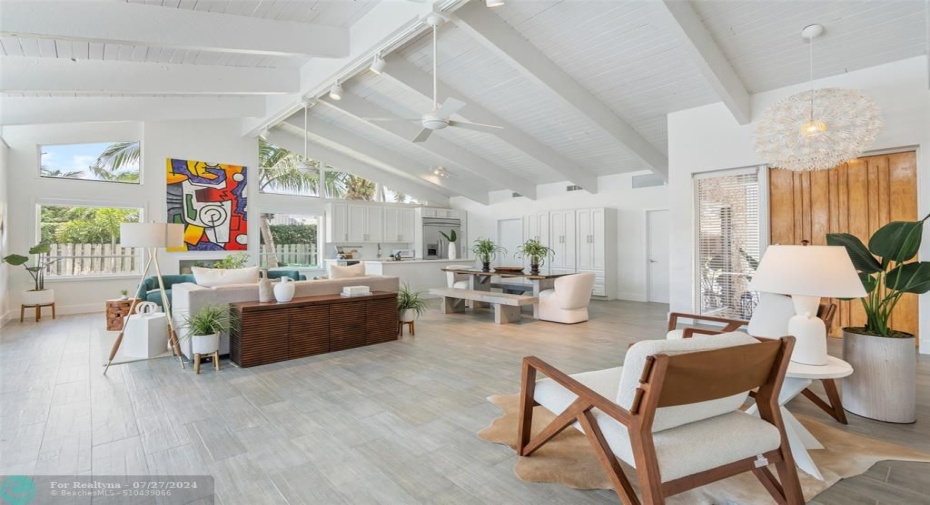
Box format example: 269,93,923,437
1,0,926,204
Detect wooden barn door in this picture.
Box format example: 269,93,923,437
769,151,918,337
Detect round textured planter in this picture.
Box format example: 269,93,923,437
22,289,54,306
842,329,916,423
191,333,220,355
399,309,417,323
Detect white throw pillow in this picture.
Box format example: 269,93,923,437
192,266,260,287
328,263,366,279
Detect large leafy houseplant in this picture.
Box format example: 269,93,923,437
516,239,554,274
2,243,56,291
471,238,507,271
826,214,930,337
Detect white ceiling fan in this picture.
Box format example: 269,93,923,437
364,13,503,143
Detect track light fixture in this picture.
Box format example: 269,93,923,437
369,54,386,75
432,166,449,178
329,81,343,101
485,0,504,7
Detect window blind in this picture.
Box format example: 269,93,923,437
694,169,762,318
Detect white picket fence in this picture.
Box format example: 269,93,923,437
46,243,139,276
43,242,319,276
260,243,318,267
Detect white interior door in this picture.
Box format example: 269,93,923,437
646,209,670,304
497,218,523,267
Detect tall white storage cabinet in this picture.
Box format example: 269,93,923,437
520,207,618,299
576,208,617,298
522,212,551,273
549,210,577,274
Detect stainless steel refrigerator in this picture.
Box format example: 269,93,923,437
422,217,462,259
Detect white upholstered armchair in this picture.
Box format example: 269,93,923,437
520,333,802,504
445,265,473,289
538,272,596,323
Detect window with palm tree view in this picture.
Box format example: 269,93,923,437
40,141,141,183
38,204,142,277
259,139,425,203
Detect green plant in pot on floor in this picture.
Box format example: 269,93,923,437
397,284,428,323
516,239,554,275
3,242,58,307
439,229,458,260
471,238,508,272
826,214,930,423
181,304,234,374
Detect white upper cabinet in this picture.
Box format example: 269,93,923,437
327,203,350,243
549,209,577,270
328,204,448,243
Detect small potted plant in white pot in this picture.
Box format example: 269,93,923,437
397,284,428,324
181,304,232,374
3,242,57,307
119,289,129,301
827,213,930,423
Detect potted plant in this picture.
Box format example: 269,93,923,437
212,252,250,269
397,283,428,323
2,243,57,306
826,214,930,423
471,238,507,272
181,304,233,373
516,239,554,275
119,289,129,301
439,230,458,260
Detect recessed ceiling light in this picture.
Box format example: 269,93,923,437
486,0,504,7
329,81,343,101
370,54,386,75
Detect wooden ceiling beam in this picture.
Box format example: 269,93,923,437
268,127,453,206
0,57,298,95
657,0,752,125
279,113,490,204
382,54,600,193
451,1,668,179
318,93,538,199
0,1,348,57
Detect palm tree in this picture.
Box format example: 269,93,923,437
40,166,85,178
90,142,141,182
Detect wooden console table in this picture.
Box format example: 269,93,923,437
229,292,398,368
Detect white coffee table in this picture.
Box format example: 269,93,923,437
746,355,853,481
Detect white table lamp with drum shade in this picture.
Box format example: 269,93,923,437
104,222,186,374
749,245,866,365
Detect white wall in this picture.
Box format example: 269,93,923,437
667,56,930,353
451,172,669,302
0,119,258,318
0,139,10,324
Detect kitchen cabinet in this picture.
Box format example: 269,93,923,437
383,207,416,243
364,206,383,242
327,203,350,242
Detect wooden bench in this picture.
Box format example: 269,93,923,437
429,288,536,324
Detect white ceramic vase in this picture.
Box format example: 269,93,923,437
258,269,273,303
22,289,54,306
191,333,220,355
448,242,457,260
274,277,295,303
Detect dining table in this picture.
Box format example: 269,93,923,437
440,266,570,319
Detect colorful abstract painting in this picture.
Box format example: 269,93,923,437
166,158,247,251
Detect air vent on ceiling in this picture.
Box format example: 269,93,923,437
566,185,582,192
632,173,666,189
512,192,522,198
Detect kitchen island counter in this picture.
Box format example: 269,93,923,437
364,259,475,292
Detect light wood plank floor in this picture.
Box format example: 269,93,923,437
1,300,927,504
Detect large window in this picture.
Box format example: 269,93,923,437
40,142,141,184
258,139,424,204
259,213,320,268
694,169,761,318
39,204,142,277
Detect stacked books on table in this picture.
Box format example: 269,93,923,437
341,286,371,297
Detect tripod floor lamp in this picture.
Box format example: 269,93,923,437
104,222,186,375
